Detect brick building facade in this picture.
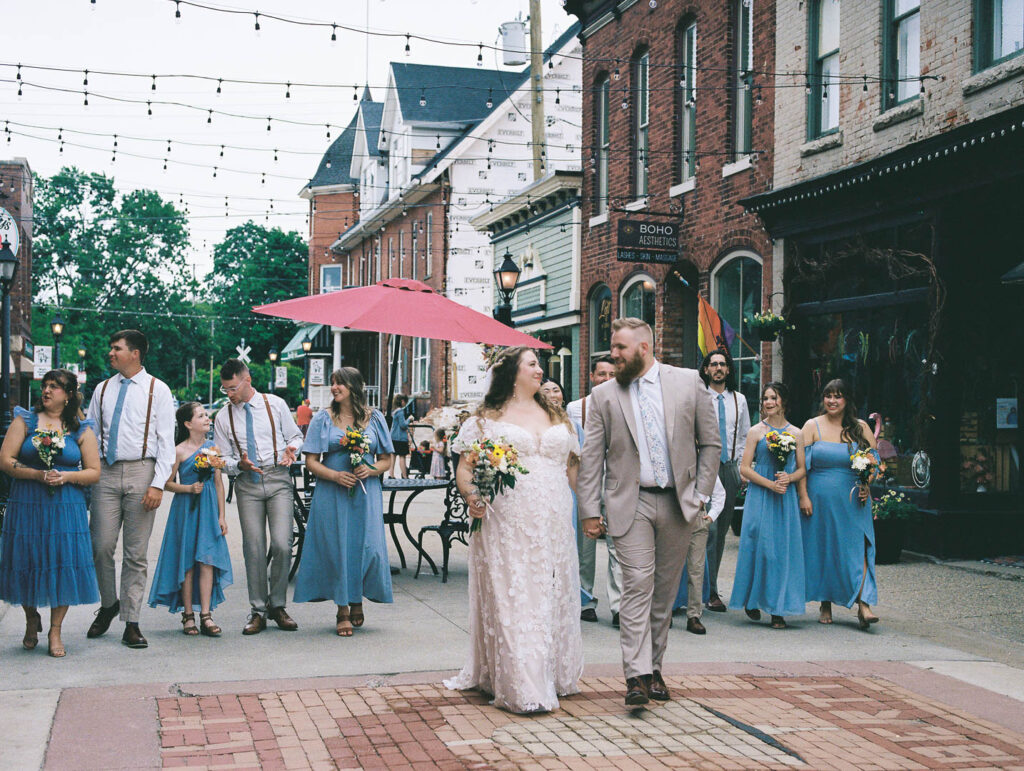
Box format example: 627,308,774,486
565,0,776,412
0,158,34,410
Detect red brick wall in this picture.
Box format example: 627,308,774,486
1,159,33,408
573,0,776,383
307,188,358,294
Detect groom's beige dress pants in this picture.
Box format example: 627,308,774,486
615,488,695,679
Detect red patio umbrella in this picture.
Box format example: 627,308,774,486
252,278,550,415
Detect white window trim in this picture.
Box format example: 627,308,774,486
411,337,430,395
623,198,648,212
722,155,752,178
670,179,696,197
589,212,609,227
320,264,344,294
619,273,656,323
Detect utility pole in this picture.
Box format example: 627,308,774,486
529,0,545,181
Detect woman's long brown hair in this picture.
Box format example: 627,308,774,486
34,369,82,433
330,367,370,428
476,346,570,427
819,379,870,450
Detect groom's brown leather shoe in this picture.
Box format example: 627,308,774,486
87,600,119,638
242,612,266,635
625,676,649,706
268,607,298,631
649,671,670,701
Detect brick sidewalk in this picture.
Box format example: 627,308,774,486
152,671,1024,770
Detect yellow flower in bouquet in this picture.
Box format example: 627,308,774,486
467,436,529,534
764,429,797,467
338,426,373,496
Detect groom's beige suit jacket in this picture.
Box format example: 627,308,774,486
577,364,721,538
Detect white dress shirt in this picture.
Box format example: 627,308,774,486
213,391,304,477
707,386,751,462
707,476,727,522
628,361,676,488
566,397,585,426
86,368,176,489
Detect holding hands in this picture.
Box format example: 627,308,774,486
582,516,606,540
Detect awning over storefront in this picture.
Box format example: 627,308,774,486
281,324,323,361
1002,261,1024,285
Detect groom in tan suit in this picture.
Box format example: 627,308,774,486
578,318,720,706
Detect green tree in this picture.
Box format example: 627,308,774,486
32,167,206,392
208,222,307,363
172,361,305,409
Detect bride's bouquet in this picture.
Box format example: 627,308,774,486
466,436,529,534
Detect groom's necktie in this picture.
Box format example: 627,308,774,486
718,394,730,463
105,377,132,466
243,402,260,483
636,381,670,488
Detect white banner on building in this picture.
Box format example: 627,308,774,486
33,345,52,379
275,366,288,389
309,358,325,386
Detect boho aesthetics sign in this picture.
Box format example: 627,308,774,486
616,220,680,264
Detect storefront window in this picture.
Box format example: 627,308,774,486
713,254,762,417
589,284,612,360
621,275,656,328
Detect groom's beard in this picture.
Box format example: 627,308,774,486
615,351,645,386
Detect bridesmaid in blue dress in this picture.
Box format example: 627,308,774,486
149,402,233,635
0,369,100,657
294,367,395,636
730,382,807,629
798,379,880,630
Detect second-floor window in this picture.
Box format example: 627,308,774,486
884,0,920,109
634,50,650,198
976,0,1024,70
678,21,698,181
809,0,841,138
595,76,610,216
734,0,753,158
425,212,433,277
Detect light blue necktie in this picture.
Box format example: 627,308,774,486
636,381,670,488
718,393,730,463
243,402,260,482
105,378,132,466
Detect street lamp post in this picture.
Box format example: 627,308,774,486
301,338,312,402
50,312,65,369
268,347,279,391
492,248,522,328
0,238,19,435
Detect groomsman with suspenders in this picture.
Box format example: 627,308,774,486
86,330,176,649
213,358,303,635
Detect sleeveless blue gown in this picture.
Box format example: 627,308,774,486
148,442,233,613
729,428,806,617
294,409,394,605
802,429,878,607
0,407,99,607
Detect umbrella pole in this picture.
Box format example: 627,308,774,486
385,334,401,422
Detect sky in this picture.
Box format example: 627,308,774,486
2,0,572,278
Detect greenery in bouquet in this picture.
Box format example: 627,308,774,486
32,428,67,495
850,448,884,486
764,429,797,467
339,426,373,496
871,489,918,521
467,437,529,534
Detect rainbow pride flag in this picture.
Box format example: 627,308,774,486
697,295,737,357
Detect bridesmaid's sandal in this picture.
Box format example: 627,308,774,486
818,602,833,625
181,611,199,636
23,610,42,650
349,604,364,628
48,626,66,658
744,608,761,622
199,613,221,637
336,608,353,637
857,603,879,630
770,615,788,629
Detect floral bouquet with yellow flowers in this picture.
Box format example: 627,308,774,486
466,436,529,534
32,428,66,495
850,448,884,486
764,429,797,468
339,426,372,496
193,447,226,481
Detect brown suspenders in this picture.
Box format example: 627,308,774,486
227,393,279,466
97,375,156,460
581,396,587,428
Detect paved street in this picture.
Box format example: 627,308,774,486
1,488,1023,769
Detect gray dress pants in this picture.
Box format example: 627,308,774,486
234,466,293,613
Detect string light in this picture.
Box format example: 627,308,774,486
419,89,426,107
151,74,157,91
486,88,493,109
405,34,411,56
174,1,181,20
253,12,261,33
477,44,483,66
331,23,337,43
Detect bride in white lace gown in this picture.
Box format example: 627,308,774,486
444,346,584,714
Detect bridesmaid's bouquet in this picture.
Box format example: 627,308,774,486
339,426,372,496
193,447,226,482
466,437,529,534
764,429,797,468
850,449,884,485
32,428,66,495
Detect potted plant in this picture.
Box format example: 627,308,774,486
745,310,793,342
960,448,994,493
872,490,918,564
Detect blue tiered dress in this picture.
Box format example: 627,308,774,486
294,409,394,606
148,442,233,613
729,427,806,617
801,427,878,608
0,407,100,607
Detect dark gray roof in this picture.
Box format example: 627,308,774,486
391,63,524,125
306,110,360,188
361,101,385,157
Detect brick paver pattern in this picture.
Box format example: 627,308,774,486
157,674,1024,770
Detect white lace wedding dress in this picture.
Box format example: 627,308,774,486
444,416,584,713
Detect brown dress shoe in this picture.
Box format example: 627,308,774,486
268,607,298,631
649,671,671,701
121,623,148,649
87,600,120,639
686,617,707,635
242,612,266,635
625,676,650,706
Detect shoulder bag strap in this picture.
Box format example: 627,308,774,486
97,378,111,449
141,377,156,458
228,403,243,457
730,390,739,461
262,393,278,464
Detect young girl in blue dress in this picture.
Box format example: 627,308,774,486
148,402,232,636
798,379,880,630
0,369,101,657
730,382,807,629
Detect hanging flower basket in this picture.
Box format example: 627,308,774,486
746,310,793,343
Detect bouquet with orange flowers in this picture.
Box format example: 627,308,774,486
850,448,884,486
764,429,797,468
466,436,529,534
339,426,372,496
193,447,226,481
